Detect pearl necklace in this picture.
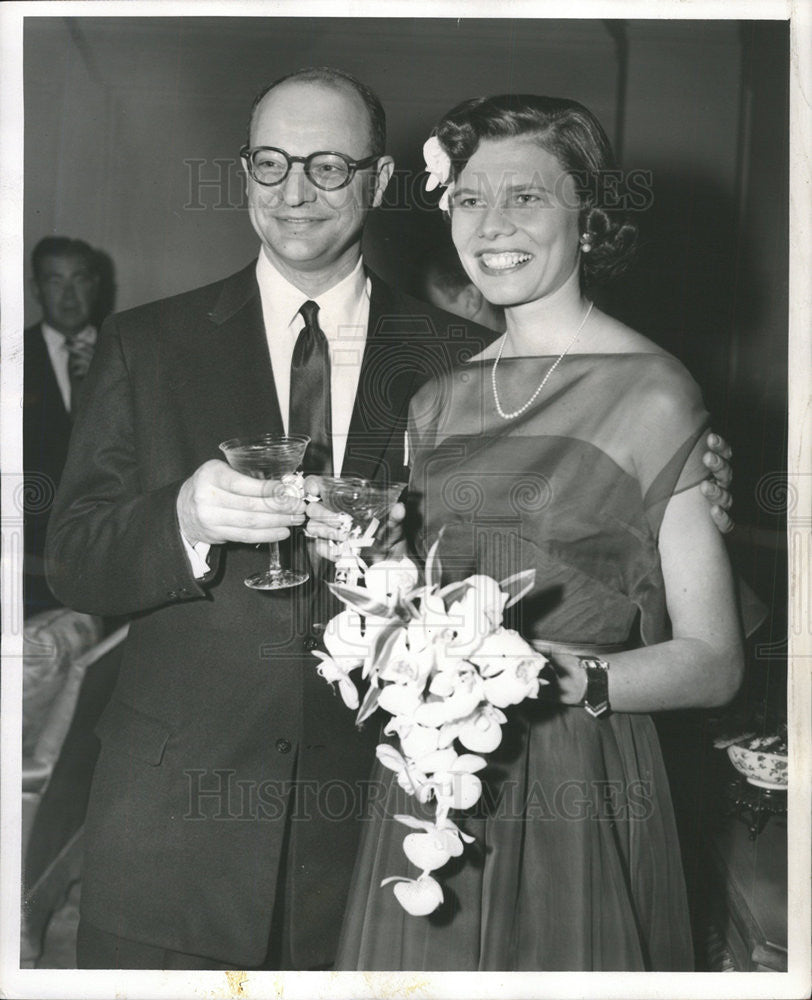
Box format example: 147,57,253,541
491,301,594,420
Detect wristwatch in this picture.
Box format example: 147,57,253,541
580,657,611,718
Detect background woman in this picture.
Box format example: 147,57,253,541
336,94,744,971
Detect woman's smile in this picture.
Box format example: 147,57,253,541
476,250,534,273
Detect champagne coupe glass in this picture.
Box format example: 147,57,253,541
219,433,310,590
316,477,407,584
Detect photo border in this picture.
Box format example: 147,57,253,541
1,2,809,997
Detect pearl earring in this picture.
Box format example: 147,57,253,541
579,233,593,254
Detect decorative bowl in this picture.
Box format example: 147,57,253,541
727,744,788,789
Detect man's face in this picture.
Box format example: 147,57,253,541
245,81,392,292
32,254,99,336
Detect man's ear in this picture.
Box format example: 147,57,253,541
88,271,101,304
457,283,485,322
29,277,43,306
370,155,395,208
240,154,252,198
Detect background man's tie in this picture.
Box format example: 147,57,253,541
289,300,333,475
63,333,92,416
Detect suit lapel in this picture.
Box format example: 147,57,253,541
341,274,418,482
174,262,285,452
23,324,72,470
182,266,434,479
25,324,69,421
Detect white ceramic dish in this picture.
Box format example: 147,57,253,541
727,744,788,789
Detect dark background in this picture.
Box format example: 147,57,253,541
24,13,788,673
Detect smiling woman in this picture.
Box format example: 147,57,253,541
336,94,744,972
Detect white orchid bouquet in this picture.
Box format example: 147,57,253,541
313,538,548,915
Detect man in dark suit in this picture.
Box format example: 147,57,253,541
46,67,733,971
24,236,99,618
45,68,495,971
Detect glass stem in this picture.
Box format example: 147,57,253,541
267,541,283,576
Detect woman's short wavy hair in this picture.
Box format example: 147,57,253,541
434,94,637,285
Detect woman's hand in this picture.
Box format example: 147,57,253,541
542,651,587,705
303,474,408,562
374,502,408,560
303,499,349,561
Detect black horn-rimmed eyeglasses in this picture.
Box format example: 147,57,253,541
240,145,380,191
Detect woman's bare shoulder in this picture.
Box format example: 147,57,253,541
586,311,672,357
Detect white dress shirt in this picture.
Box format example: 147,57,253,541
255,249,370,473
183,251,371,577
41,322,97,411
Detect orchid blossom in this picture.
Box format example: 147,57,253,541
422,136,453,212
313,537,544,914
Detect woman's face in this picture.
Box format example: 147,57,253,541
450,137,581,307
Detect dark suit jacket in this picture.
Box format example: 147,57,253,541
23,323,73,617
45,262,493,967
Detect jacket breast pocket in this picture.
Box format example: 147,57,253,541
94,699,171,767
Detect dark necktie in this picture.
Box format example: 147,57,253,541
289,300,333,474
63,333,89,416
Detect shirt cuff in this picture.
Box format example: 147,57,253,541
181,532,211,578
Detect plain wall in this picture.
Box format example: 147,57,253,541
25,17,618,312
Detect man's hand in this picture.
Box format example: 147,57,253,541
700,432,734,534
66,338,96,378
177,460,305,546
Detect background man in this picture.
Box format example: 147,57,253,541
46,67,732,971
416,242,506,332
24,236,100,617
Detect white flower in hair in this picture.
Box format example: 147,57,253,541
422,136,453,211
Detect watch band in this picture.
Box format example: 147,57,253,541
581,657,611,718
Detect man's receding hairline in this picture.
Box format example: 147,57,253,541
33,250,97,281
249,77,376,151
39,252,93,266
